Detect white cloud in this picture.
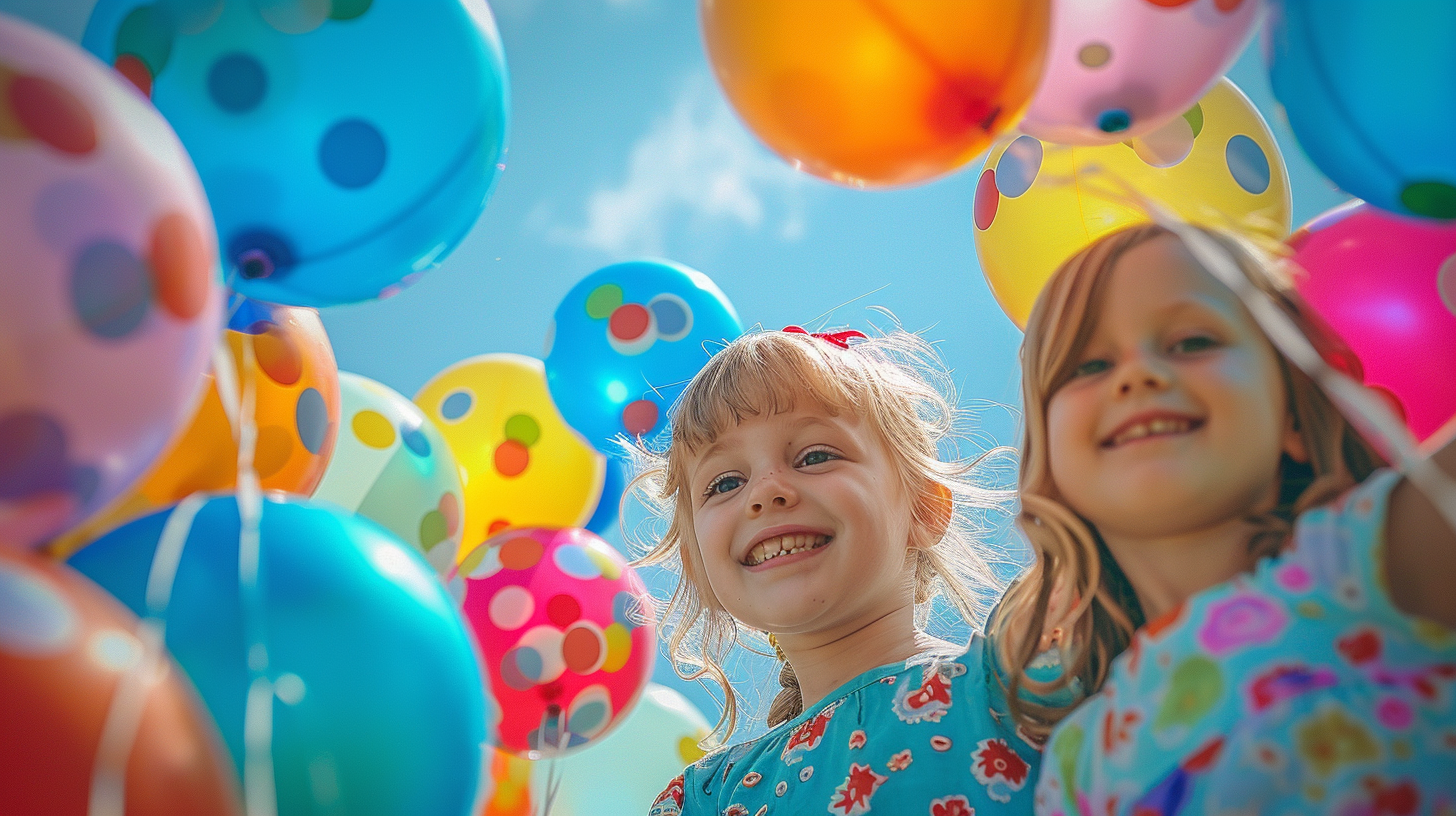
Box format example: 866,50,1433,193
551,77,807,257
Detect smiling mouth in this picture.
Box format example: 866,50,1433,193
1102,417,1204,448
742,533,832,567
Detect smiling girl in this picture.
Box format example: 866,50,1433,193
995,223,1456,814
639,327,1045,815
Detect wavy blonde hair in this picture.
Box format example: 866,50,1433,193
991,223,1386,739
633,326,1016,743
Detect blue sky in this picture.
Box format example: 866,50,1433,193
7,0,1353,730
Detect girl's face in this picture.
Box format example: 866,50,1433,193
686,405,919,637
1045,234,1305,544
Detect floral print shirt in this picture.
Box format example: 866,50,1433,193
650,635,1042,815
1037,470,1456,816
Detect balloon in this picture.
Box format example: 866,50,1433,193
416,354,605,558
700,0,1050,187
1266,0,1456,219
314,371,464,575
68,495,490,816
480,749,535,816
1021,0,1257,145
1289,202,1456,440
975,78,1291,327
529,684,711,816
0,14,223,548
82,0,511,306
584,455,625,539
545,260,742,452
454,527,655,758
0,549,240,815
49,296,340,557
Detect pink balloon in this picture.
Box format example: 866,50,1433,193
453,527,656,758
1289,202,1456,441
1019,0,1258,146
0,15,222,548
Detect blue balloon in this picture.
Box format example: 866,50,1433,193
68,495,490,816
544,259,742,452
1267,0,1456,219
81,0,510,306
585,454,626,538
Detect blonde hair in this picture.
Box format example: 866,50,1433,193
992,223,1386,739
633,326,1015,742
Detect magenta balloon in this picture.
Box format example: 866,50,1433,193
1019,0,1258,146
0,14,222,548
1290,202,1456,441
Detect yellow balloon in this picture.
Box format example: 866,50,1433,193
974,78,1292,328
414,354,605,560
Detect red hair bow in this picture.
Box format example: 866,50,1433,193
782,325,867,349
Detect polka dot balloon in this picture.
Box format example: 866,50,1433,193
1289,202,1456,441
544,260,742,453
701,0,1050,188
1268,0,1456,220
313,371,463,576
974,78,1291,328
81,0,510,306
415,354,605,558
1021,0,1257,145
453,527,655,758
0,15,223,549
49,296,340,557
0,549,240,815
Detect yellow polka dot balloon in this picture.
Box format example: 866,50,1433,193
974,78,1291,328
415,354,605,560
312,372,464,576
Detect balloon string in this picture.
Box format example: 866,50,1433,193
1069,168,1456,532
535,709,571,816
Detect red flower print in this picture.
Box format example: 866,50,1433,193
829,763,887,816
781,702,837,765
724,805,749,816
742,771,761,788
930,735,952,752
930,794,975,816
848,729,867,750
888,749,912,771
892,669,954,724
1338,628,1382,665
970,738,1030,803
649,775,684,816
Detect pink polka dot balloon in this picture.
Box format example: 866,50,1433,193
0,15,222,548
1020,0,1258,146
453,527,655,758
1289,201,1456,441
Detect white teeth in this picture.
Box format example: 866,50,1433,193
1110,418,1192,447
744,534,831,567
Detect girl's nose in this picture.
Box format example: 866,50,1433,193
747,472,797,514
1115,353,1171,396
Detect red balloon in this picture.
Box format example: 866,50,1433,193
1289,202,1456,441
0,550,240,815
453,527,655,758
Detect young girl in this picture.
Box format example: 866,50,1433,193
993,222,1456,814
638,326,1046,815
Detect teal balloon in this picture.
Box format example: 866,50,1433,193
1267,0,1456,219
585,454,625,539
67,495,490,816
81,0,510,305
544,260,742,453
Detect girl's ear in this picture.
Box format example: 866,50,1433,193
915,482,954,549
1282,411,1310,464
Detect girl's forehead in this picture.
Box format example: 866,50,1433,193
1095,237,1248,328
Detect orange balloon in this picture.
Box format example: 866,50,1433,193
0,550,241,815
701,0,1051,187
49,300,340,557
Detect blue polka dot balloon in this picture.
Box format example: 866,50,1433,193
1267,0,1456,219
81,0,510,306
544,260,742,454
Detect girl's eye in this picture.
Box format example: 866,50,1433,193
1072,359,1110,378
797,448,839,467
703,474,744,498
1170,335,1217,354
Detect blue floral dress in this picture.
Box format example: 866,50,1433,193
650,635,1043,816
1037,470,1456,816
